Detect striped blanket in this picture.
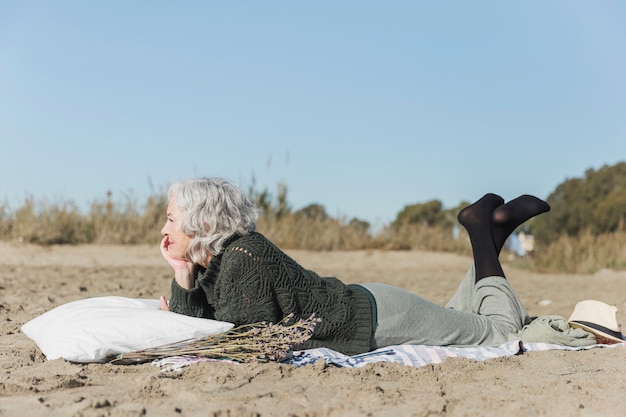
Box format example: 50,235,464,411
152,341,626,372
287,340,625,368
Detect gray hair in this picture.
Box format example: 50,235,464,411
168,177,258,263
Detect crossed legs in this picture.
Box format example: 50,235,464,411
458,194,550,282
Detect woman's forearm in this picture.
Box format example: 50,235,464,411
173,264,195,289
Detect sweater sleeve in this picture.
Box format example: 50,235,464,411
168,278,215,319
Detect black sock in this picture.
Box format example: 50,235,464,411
458,194,505,282
492,195,550,252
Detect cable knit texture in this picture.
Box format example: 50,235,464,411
169,232,374,355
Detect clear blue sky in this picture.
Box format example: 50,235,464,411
1,1,625,228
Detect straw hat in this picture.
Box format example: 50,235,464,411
568,300,625,344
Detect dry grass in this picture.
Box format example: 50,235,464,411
533,229,626,274
0,193,166,245
258,214,375,251
1,193,625,274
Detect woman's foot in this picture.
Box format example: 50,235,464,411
492,195,550,252
458,193,504,234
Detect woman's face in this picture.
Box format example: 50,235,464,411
161,196,192,261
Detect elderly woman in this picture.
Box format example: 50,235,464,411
159,178,550,355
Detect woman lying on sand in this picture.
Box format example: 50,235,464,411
159,177,550,355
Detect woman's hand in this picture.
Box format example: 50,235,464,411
161,236,191,270
160,236,195,289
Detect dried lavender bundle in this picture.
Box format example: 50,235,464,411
110,313,320,365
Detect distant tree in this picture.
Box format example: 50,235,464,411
295,203,328,221
594,190,626,233
348,217,370,234
392,199,451,228
534,162,626,243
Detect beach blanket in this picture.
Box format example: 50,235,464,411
152,340,626,372
287,341,625,368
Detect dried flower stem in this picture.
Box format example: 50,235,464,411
110,313,321,365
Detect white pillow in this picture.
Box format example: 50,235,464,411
21,296,234,363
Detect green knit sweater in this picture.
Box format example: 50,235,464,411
168,232,374,355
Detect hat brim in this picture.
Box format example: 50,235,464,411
569,321,625,344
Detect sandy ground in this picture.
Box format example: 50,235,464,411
1,242,625,417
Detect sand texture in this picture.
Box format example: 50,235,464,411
1,243,625,417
